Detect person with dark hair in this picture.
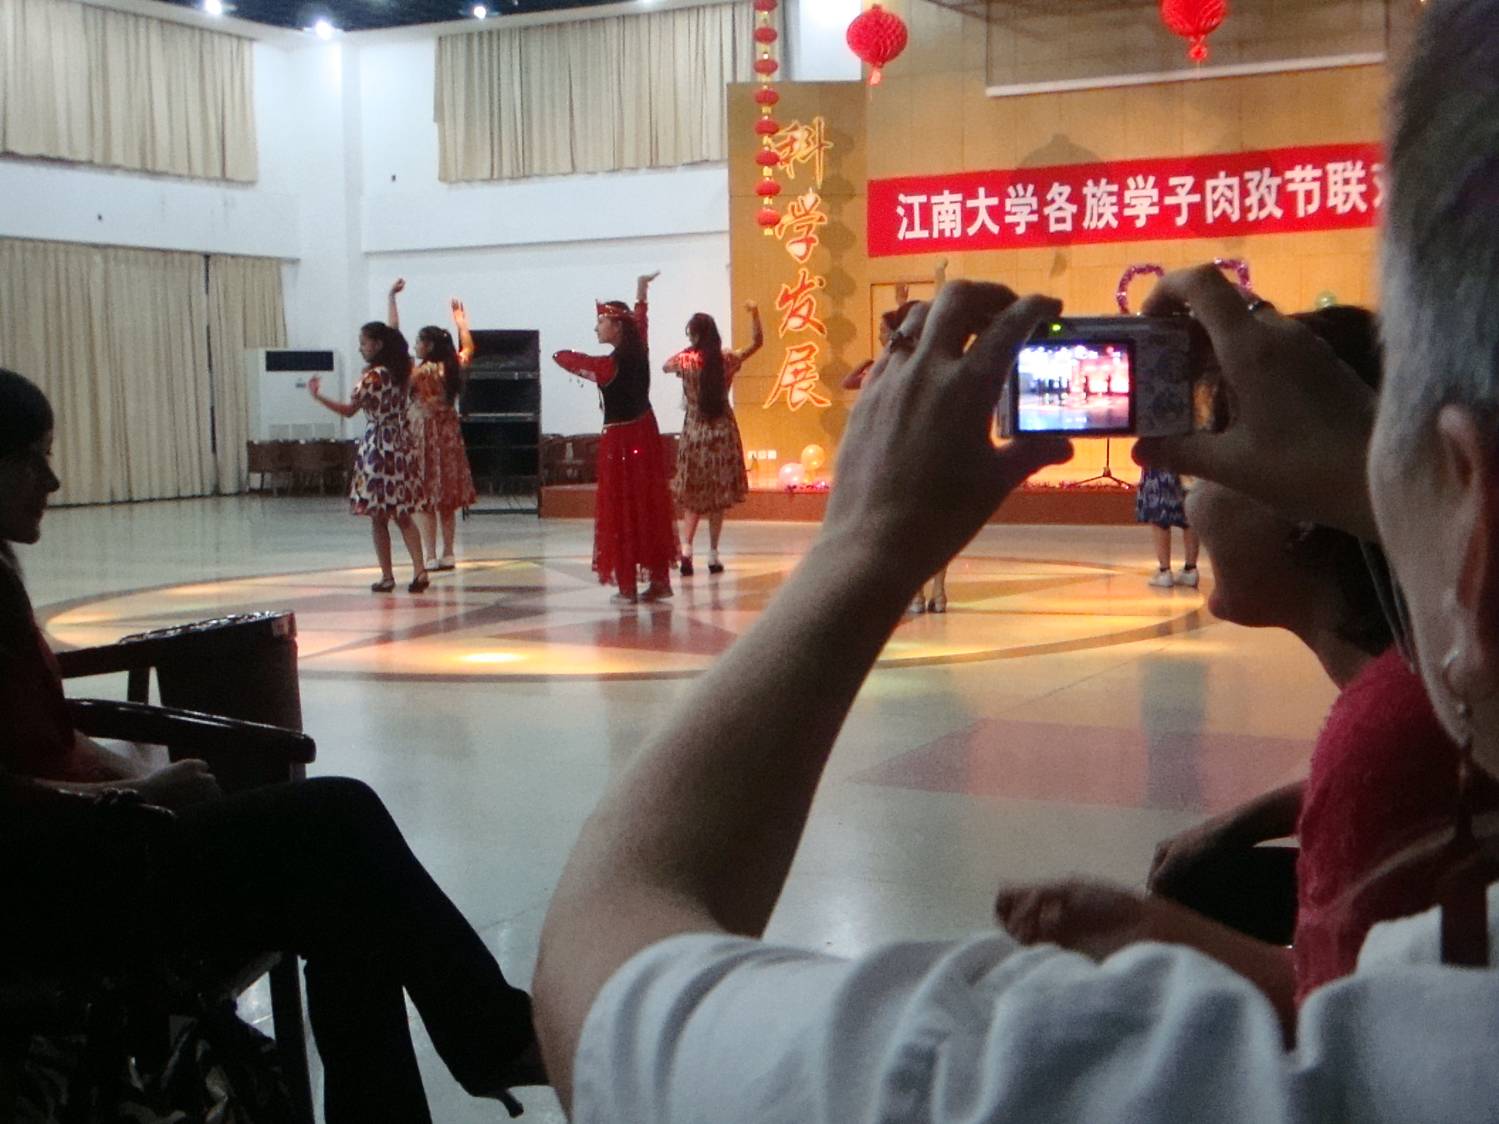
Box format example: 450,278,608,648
995,305,1498,1021
552,271,677,605
309,320,430,593
664,303,762,576
0,367,546,1121
387,279,479,572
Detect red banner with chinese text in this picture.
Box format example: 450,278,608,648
867,143,1382,257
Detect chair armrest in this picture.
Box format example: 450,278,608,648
67,699,316,766
53,640,153,680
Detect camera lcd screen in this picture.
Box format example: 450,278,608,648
1013,339,1135,435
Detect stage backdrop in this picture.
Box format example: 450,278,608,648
729,28,1386,486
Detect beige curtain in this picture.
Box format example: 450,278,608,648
436,0,772,181
0,239,282,504
0,0,257,181
207,255,285,493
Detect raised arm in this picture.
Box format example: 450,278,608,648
386,278,405,332
552,350,617,387
533,284,1073,1109
735,300,764,363
307,375,360,419
451,298,475,368
634,271,658,351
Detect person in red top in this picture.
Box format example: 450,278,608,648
553,271,678,604
0,366,545,1120
993,305,1484,1030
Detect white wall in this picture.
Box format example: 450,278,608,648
2,4,860,440
370,233,730,437
356,37,735,436
789,0,864,82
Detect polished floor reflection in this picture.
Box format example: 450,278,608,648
25,496,1339,1122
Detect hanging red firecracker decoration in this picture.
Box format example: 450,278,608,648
750,0,782,234
845,4,908,86
1159,0,1227,63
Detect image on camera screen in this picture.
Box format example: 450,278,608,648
1015,340,1133,434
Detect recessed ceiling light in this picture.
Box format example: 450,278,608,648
311,17,336,38
203,0,224,14
473,3,488,16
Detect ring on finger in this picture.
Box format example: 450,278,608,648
887,327,919,354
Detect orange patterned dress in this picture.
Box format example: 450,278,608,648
409,361,477,513
666,348,748,515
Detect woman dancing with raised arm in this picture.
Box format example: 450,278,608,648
387,279,479,572
552,272,677,605
309,321,430,593
665,302,762,576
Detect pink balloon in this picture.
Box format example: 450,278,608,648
778,461,805,487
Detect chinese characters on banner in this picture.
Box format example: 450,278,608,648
764,117,834,412
867,143,1382,257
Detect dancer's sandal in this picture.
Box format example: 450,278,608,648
484,1040,549,1118
679,556,694,577
435,555,457,571
707,552,724,575
928,594,947,614
611,591,639,606
408,571,431,594
370,576,397,593
640,583,674,602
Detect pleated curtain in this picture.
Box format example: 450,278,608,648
0,0,257,181
435,0,773,181
0,239,284,505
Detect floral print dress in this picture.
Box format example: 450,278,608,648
349,366,426,517
666,348,749,515
409,362,478,512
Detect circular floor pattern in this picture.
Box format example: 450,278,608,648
41,553,1207,681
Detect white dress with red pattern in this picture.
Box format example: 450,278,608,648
666,348,748,515
349,367,427,518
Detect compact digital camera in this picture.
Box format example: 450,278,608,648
998,316,1196,439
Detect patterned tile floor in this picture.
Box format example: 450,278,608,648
22,496,1338,1121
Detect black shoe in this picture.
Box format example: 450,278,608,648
408,571,430,594
708,560,725,575
371,576,396,593
680,557,694,577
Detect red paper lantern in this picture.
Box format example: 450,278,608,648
755,149,781,167
754,26,779,44
754,117,781,136
756,207,781,229
755,180,782,198
752,0,777,11
845,4,908,86
1159,0,1227,62
754,87,780,106
753,57,780,76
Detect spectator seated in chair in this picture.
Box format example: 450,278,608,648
0,367,546,1122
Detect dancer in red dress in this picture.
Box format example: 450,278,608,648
387,279,479,571
664,303,762,576
552,272,678,604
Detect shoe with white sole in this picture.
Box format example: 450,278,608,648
1147,569,1175,589
1174,568,1200,588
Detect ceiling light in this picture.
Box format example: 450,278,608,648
472,3,488,16
311,17,335,38
203,0,224,14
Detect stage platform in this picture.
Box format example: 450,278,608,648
540,483,1138,524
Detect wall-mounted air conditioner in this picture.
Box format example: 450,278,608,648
245,349,345,440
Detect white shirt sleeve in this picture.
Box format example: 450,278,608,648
574,926,1499,1124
